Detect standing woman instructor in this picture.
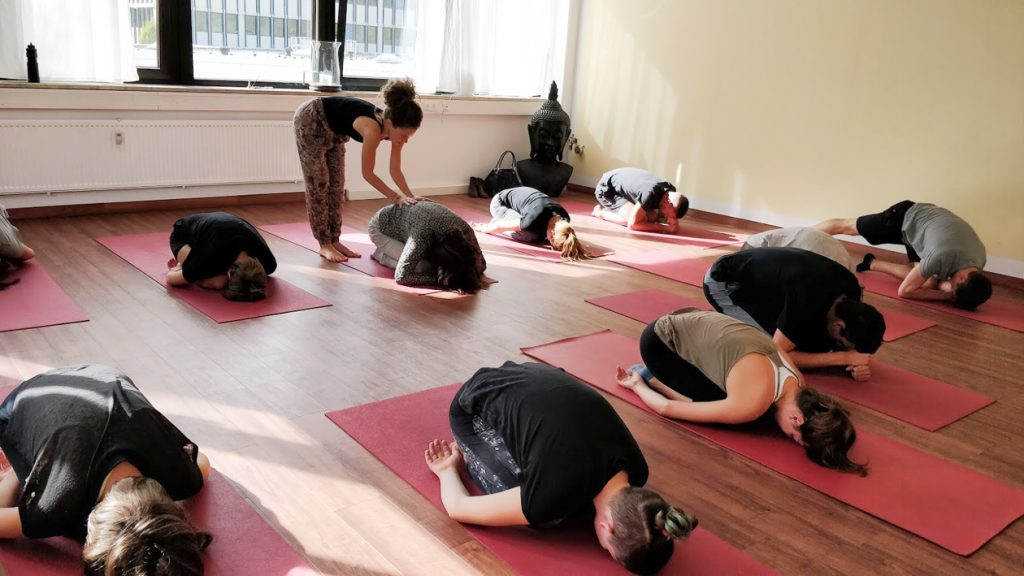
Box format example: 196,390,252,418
294,78,424,262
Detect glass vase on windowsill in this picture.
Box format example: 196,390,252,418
305,40,342,92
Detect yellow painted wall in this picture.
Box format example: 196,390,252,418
570,0,1024,266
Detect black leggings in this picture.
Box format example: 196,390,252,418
449,387,523,494
639,321,728,403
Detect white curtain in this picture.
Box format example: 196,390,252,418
0,0,138,82
414,0,568,97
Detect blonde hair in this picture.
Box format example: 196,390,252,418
550,218,591,262
83,477,212,576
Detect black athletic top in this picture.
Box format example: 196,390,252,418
169,212,277,283
709,247,863,352
321,96,383,142
0,365,205,540
595,167,675,211
454,361,648,525
495,187,570,240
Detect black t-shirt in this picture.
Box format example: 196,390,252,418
170,212,277,282
709,247,863,352
455,361,648,525
0,364,205,540
598,168,675,211
496,187,570,238
320,96,383,142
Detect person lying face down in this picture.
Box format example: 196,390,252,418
814,200,991,310
619,309,867,476
591,168,689,234
704,247,885,382
425,361,698,574
165,212,277,301
472,186,591,261
368,201,488,293
0,364,213,575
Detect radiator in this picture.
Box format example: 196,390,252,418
0,120,302,194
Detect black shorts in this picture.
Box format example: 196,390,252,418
855,200,920,261
594,180,627,211
169,219,189,260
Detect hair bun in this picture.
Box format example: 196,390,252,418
656,507,698,540
383,78,417,109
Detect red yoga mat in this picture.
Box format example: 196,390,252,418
95,233,331,323
521,331,1024,555
858,270,1024,333
450,206,616,262
0,385,314,576
0,260,88,332
602,265,936,342
260,222,441,295
559,199,745,249
326,385,775,576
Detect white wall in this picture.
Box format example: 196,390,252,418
0,85,541,208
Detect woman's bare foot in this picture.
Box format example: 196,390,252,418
332,242,361,259
319,244,348,263
592,204,603,218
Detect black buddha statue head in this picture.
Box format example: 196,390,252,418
528,82,571,163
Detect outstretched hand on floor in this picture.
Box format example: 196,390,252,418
424,439,463,476
615,365,644,390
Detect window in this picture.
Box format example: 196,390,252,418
132,0,568,91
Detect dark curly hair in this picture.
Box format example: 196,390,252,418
834,299,885,353
382,78,423,129
428,232,484,294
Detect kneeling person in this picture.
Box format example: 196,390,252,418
815,200,991,309
705,247,885,381
592,168,689,233
166,212,277,301
0,364,212,575
741,226,856,273
473,186,590,261
619,309,866,475
425,361,697,574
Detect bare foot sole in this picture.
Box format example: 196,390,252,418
332,242,361,258
319,245,348,263
591,205,603,217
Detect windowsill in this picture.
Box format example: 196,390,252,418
0,81,543,115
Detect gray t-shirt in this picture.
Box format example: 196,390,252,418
654,308,783,392
901,203,986,279
0,204,25,260
742,227,855,272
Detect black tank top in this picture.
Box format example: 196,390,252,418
321,96,383,142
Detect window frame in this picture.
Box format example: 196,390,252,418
134,0,386,91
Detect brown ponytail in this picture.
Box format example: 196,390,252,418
798,388,869,476
608,487,698,574
550,218,591,261
382,77,423,129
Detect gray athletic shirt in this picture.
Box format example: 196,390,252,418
0,204,24,260
654,308,784,392
743,227,855,272
902,203,986,279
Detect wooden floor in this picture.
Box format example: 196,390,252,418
2,192,1022,575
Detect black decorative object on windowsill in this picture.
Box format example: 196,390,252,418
516,81,573,197
26,44,40,83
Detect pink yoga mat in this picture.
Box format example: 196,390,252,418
859,270,1024,333
95,233,331,323
560,199,745,249
602,266,936,342
607,252,711,285
0,260,88,332
450,206,616,262
260,222,440,295
521,331,1024,555
0,384,314,576
327,385,774,576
